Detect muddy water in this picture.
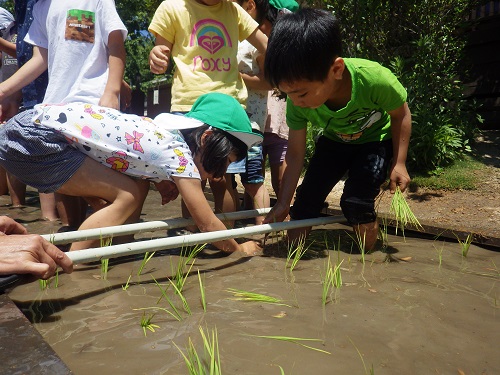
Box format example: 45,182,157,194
5,228,499,375
2,190,500,374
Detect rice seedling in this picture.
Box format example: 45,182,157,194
434,243,445,268
174,326,222,375
455,233,473,257
348,337,375,375
134,306,182,322
99,235,113,280
54,268,59,288
248,334,331,355
348,228,366,264
151,276,183,321
137,251,156,276
38,269,60,291
198,270,206,312
122,274,132,291
101,258,109,280
169,278,191,315
139,312,160,337
227,288,291,307
170,244,206,293
379,216,389,249
286,236,311,272
389,186,423,237
321,256,344,306
38,278,49,291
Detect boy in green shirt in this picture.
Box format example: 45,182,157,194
263,8,412,251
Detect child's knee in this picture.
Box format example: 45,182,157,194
340,196,377,225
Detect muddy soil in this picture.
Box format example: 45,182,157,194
1,130,499,374
3,189,500,375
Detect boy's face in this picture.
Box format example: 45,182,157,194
278,58,345,109
279,79,333,109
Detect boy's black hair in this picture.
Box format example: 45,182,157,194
181,125,247,179
236,0,269,25
264,8,343,88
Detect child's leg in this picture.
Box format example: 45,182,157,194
55,194,87,228
39,193,59,221
288,136,349,243
208,175,238,228
6,173,26,207
0,166,8,196
266,134,288,198
243,182,270,225
241,146,270,225
57,158,149,250
340,139,393,252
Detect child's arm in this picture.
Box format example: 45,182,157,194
264,127,307,223
240,54,272,91
0,38,16,58
388,102,412,193
149,35,173,75
173,176,263,255
246,28,267,55
0,45,47,101
99,30,126,110
244,29,269,90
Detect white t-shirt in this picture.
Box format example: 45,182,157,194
25,0,127,104
237,39,267,131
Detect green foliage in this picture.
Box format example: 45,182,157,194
303,0,482,174
115,0,162,90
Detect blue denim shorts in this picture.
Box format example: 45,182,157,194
240,144,264,184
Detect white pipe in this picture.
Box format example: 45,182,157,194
42,208,273,245
67,215,346,264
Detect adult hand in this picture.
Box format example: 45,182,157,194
0,234,73,279
154,180,179,205
149,45,170,74
0,216,28,235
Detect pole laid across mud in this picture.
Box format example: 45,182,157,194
42,208,274,245
67,215,346,264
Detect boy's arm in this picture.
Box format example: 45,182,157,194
388,102,412,193
0,45,47,101
264,127,307,223
100,30,126,110
149,35,173,75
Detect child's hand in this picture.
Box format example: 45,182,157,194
389,163,411,193
153,180,179,205
99,92,120,110
238,240,263,256
149,45,170,74
263,202,290,224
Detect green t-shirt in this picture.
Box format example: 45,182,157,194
286,58,407,144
